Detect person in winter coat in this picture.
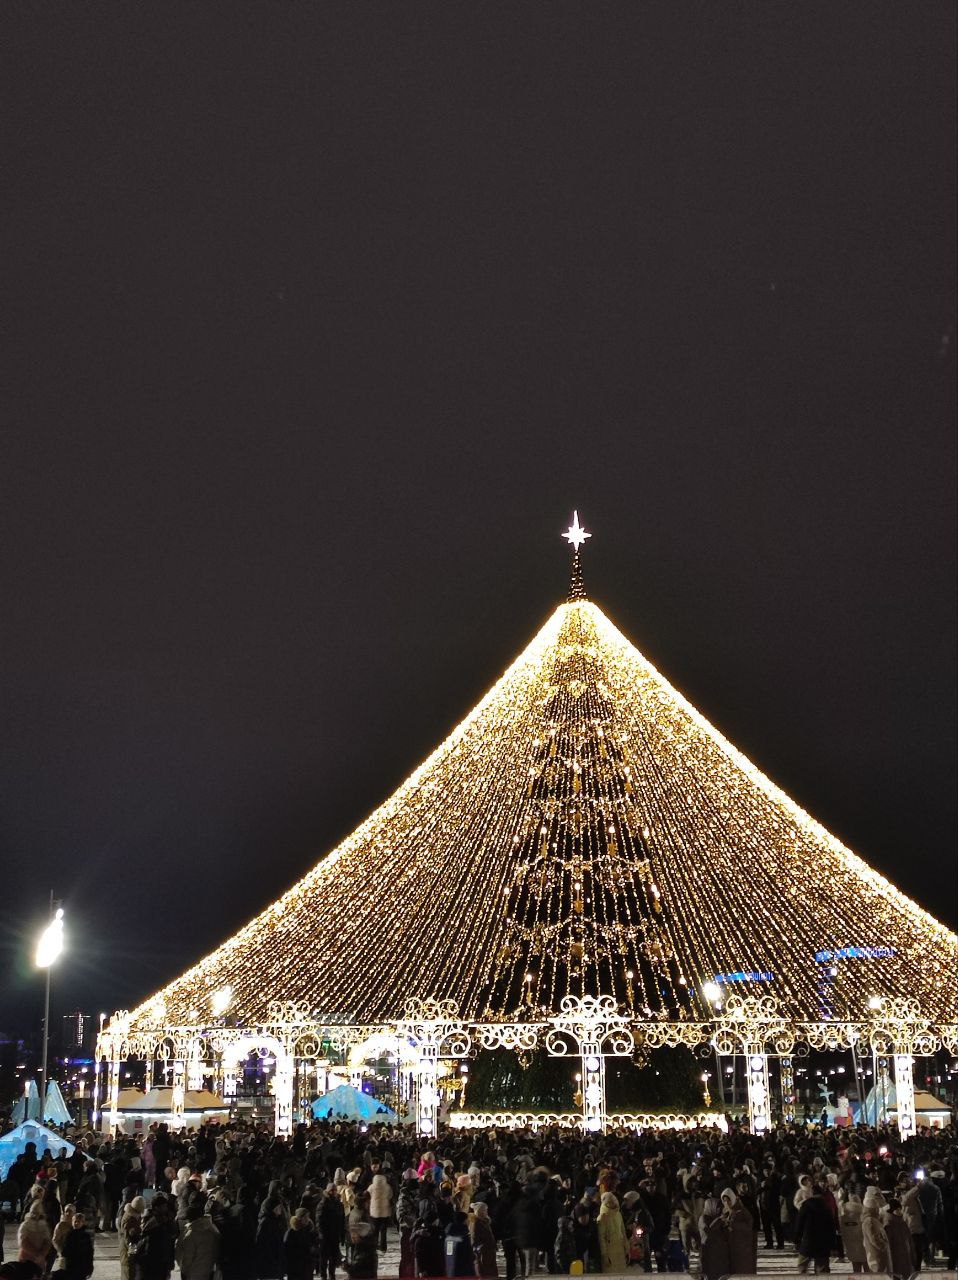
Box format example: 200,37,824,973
73,1170,102,1234
596,1194,627,1274
20,1198,53,1269
839,1194,867,1273
760,1165,785,1250
794,1175,814,1213
897,1179,924,1271
453,1176,474,1216
537,1182,561,1274
317,1185,346,1280
882,1201,913,1280
794,1184,835,1274
941,1173,958,1270
444,1210,475,1278
490,1184,522,1280
219,1188,258,1280
699,1209,731,1280
4,1216,52,1280
346,1222,377,1279
60,1215,94,1280
255,1197,288,1280
368,1172,393,1253
177,1202,220,1280
672,1180,699,1257
917,1176,943,1264
411,1211,445,1278
397,1172,421,1279
52,1206,76,1271
138,1195,179,1280
141,1138,156,1192
513,1186,541,1276
720,1190,755,1274
282,1209,316,1280
861,1189,892,1275
40,1183,61,1231
470,1203,498,1278
553,1216,575,1275
571,1204,598,1274
118,1197,146,1280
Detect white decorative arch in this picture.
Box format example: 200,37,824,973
220,1035,294,1137
347,1032,419,1069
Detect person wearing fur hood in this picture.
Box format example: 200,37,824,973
794,1175,814,1211
118,1197,147,1280
861,1188,892,1274
368,1171,393,1253
882,1199,914,1280
839,1193,867,1273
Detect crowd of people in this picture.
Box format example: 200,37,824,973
1,1118,956,1280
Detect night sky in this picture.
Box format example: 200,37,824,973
2,4,955,1037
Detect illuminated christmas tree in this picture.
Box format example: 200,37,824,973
128,515,958,1031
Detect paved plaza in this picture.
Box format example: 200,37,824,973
12,1221,957,1280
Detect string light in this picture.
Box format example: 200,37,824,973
126,523,958,1034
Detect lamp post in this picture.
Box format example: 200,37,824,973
702,982,726,1107
35,898,64,1117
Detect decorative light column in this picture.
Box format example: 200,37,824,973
222,1058,238,1104
397,998,471,1137
545,996,635,1134
171,1059,186,1126
779,1056,796,1123
866,996,936,1137
745,1051,771,1133
107,1050,121,1132
714,995,792,1135
273,1052,295,1137
187,1040,204,1091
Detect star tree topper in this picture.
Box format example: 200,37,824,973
563,511,591,552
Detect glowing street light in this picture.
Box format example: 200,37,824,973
36,908,64,968
35,900,65,1114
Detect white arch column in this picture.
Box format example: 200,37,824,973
545,997,635,1134
186,1039,204,1091
867,998,936,1137
396,1000,471,1137
713,995,792,1136
219,1035,293,1136
171,1059,186,1125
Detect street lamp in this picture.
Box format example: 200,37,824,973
702,982,726,1107
702,981,723,1008
35,901,65,1115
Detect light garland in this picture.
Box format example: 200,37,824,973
125,523,958,1033
448,1110,727,1133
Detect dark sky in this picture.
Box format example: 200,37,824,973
2,4,955,1036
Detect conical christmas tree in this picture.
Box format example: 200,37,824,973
129,518,958,1030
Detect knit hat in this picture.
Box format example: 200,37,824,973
862,1187,885,1208
456,1174,472,1190
402,1169,418,1182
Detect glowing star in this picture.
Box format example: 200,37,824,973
563,511,591,552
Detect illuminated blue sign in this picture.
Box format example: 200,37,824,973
713,971,774,984
814,946,896,963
